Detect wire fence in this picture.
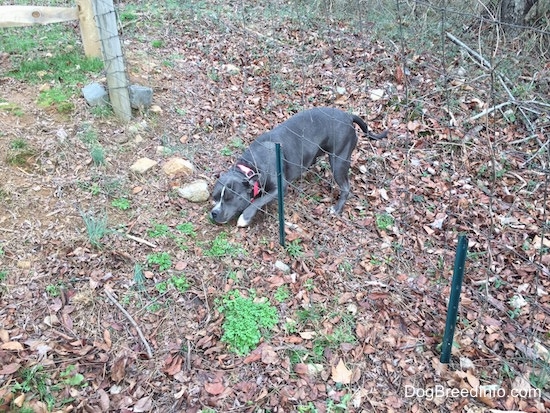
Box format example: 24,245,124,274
189,0,550,403
2,0,549,408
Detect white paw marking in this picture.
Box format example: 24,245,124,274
237,214,249,227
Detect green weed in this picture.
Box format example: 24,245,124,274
60,365,87,388
170,274,190,293
12,365,55,410
286,239,304,258
46,284,62,297
147,252,172,271
176,222,196,237
156,280,169,293
134,263,145,290
111,198,131,210
10,138,27,150
90,146,106,166
147,222,170,238
204,232,246,258
80,210,108,248
274,285,290,302
217,290,278,355
375,213,394,230
38,88,74,113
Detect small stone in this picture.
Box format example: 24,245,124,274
370,89,385,101
275,260,290,273
162,157,194,177
130,158,157,174
129,84,153,109
177,180,209,202
82,83,109,106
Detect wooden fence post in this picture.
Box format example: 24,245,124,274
76,0,101,58
92,0,131,121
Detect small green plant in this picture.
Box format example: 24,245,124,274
529,367,550,389
10,138,27,150
111,198,131,210
0,270,7,282
375,213,394,230
274,285,290,302
60,365,87,388
286,239,304,258
204,232,246,257
151,39,163,48
304,278,314,291
176,222,196,237
326,393,352,412
147,222,170,238
12,365,55,410
38,88,74,113
46,284,61,297
297,402,318,413
220,146,233,156
147,302,162,313
147,252,172,271
6,142,36,167
155,281,169,293
90,146,105,166
217,290,278,355
133,263,145,290
508,307,521,319
90,104,113,118
80,210,108,248
170,274,190,293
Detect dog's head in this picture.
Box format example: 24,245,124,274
210,171,254,224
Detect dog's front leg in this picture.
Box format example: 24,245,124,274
237,191,279,227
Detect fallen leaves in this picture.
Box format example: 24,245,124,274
331,359,352,384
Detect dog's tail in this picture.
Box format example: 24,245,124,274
352,115,388,140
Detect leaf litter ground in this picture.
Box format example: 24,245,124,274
0,1,549,412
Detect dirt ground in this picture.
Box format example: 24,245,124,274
1,1,549,412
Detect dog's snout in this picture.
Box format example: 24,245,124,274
210,210,218,220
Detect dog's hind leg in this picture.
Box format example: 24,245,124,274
328,134,357,214
329,154,352,214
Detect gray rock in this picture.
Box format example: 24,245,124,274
177,180,210,202
275,260,291,273
129,84,153,109
82,83,109,106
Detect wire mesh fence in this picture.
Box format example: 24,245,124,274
1,0,549,410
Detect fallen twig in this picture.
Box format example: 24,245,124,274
122,231,157,248
468,101,513,121
446,32,534,130
104,288,153,358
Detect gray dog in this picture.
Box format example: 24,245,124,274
210,107,387,227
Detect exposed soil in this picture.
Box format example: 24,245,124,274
0,2,549,412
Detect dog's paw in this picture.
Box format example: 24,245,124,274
329,206,339,215
237,214,250,227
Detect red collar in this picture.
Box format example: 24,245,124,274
236,164,261,201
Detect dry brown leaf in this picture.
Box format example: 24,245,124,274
0,329,9,343
294,363,308,376
331,359,352,384
103,329,112,349
134,396,152,412
0,363,21,375
1,341,23,351
97,388,110,412
163,354,183,376
204,381,225,395
111,356,127,383
260,345,278,365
